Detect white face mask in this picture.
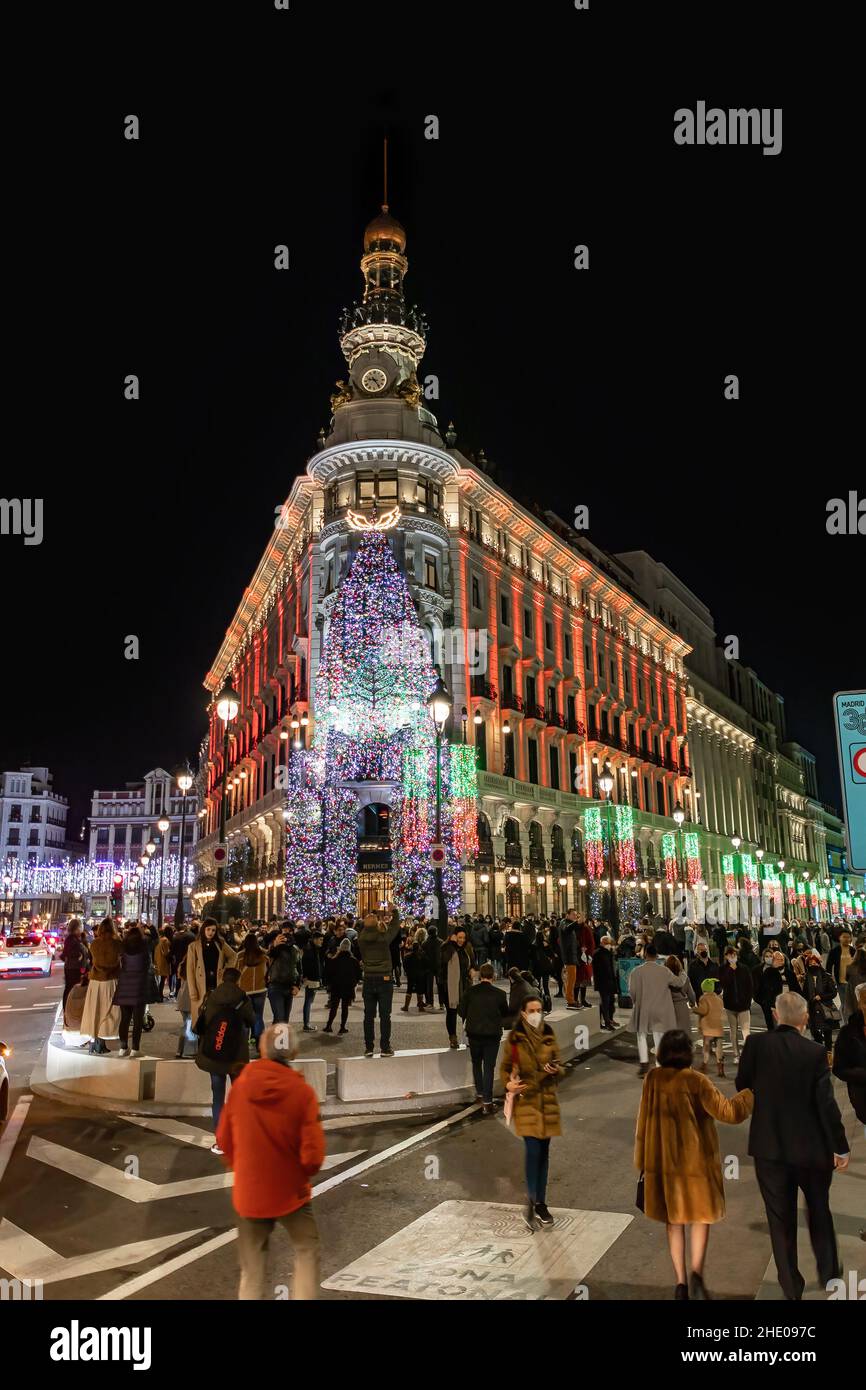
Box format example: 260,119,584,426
726,956,736,966
524,1012,543,1029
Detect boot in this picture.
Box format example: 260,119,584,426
717,1061,726,1078
400,1004,410,1013
175,1038,186,1058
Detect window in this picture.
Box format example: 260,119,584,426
545,620,553,651
525,676,535,709
424,555,438,590
656,782,666,816
638,677,644,703
569,751,579,793
585,645,593,680
475,720,487,772
624,666,630,695
471,575,481,609
97,828,109,846
567,693,576,727
358,475,375,501
502,664,513,699
528,738,539,785
28,829,40,845
643,777,651,809
523,608,533,638
29,807,42,822
6,828,19,845
548,744,560,789
417,477,441,512
500,592,509,627
564,633,571,662
9,804,22,823
377,475,398,500
129,825,143,844
610,659,616,686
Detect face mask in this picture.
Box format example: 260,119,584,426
524,1012,542,1029
764,956,773,965
726,956,736,965
698,950,707,958
604,942,613,950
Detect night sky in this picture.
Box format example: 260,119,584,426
4,15,859,838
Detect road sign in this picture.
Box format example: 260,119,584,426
832,690,866,873
429,844,446,868
213,845,227,864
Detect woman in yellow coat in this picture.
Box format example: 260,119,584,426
634,1028,753,1300
501,994,565,1233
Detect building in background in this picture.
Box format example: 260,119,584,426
0,765,80,926
86,768,199,922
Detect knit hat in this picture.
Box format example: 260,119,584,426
700,977,717,993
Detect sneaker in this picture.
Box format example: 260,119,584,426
338,1027,349,1034
566,1004,581,1011
129,1050,141,1059
117,1048,130,1058
637,1062,649,1077
534,1202,554,1227
210,1143,224,1156
381,1048,395,1057
449,1036,459,1049
303,1025,317,1032
482,1102,494,1115
364,1050,374,1058
323,1024,333,1033
522,1202,538,1233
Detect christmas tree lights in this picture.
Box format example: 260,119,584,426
584,806,605,880
614,803,636,879
684,832,702,886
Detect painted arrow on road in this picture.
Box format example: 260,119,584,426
117,1115,366,1168
27,1136,234,1202
0,1219,207,1284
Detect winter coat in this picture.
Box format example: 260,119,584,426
217,1059,325,1219
326,949,361,998
500,1021,564,1138
756,961,797,1010
669,971,696,1032
558,921,579,967
487,926,503,959
575,924,595,985
153,935,172,978
629,960,678,1035
439,941,472,1012
634,1066,753,1223
194,981,255,1077
591,945,618,996
235,947,269,995
404,943,426,991
695,990,725,1037
507,974,542,1021
420,931,441,977
112,942,149,1008
301,943,324,986
358,915,401,976
170,928,194,974
719,962,753,1013
503,929,531,973
844,960,866,1016
187,935,237,1026
469,921,489,952
688,956,720,997
88,936,122,982
463,980,512,1040
267,941,302,991
64,980,88,1031
61,936,89,976
832,1011,866,1123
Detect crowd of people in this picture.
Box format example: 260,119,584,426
55,905,865,1299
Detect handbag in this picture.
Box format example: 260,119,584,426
635,1172,645,1212
503,1041,520,1127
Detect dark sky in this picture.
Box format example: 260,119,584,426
4,12,859,837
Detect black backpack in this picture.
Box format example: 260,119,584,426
269,945,300,989
196,995,246,1062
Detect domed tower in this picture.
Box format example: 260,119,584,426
326,188,441,448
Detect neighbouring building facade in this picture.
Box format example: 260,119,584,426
192,203,865,926
0,765,81,926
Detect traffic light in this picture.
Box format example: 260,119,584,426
111,873,124,915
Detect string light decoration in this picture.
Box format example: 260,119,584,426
722,853,736,896
0,856,195,898
584,807,605,880
740,853,757,898
662,832,678,884
281,527,473,918
684,831,702,886
614,803,636,879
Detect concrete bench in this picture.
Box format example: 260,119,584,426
153,1057,327,1104
335,1009,621,1102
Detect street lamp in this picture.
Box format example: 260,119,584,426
427,674,452,936
731,834,742,926
755,847,765,924
214,677,240,925
673,800,686,920
598,761,615,927
172,762,194,928
156,813,170,926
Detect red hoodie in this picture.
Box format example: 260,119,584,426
217,1060,325,1219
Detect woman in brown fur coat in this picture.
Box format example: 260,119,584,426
634,1028,753,1300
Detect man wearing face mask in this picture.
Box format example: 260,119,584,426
719,944,754,1063
755,949,797,1033
688,941,720,1000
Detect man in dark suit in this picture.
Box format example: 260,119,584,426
735,989,849,1300
592,935,618,1031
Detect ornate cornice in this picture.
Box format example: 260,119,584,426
307,440,459,487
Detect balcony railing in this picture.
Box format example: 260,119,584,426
470,677,498,702
500,691,524,713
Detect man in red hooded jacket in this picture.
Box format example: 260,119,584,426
217,1022,325,1299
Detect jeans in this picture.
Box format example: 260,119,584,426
468,1037,499,1102
236,1203,320,1300
303,987,318,1028
327,993,352,1030
249,991,266,1042
268,985,295,1024
725,1008,750,1059
524,1136,551,1203
363,976,394,1051
119,1004,145,1051
211,1072,227,1132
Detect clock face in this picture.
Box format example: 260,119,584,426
361,366,388,394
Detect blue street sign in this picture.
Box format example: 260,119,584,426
833,690,866,873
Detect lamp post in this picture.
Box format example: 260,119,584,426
673,801,686,922
731,834,742,926
461,706,468,744
214,678,240,925
155,814,170,927
598,761,615,926
144,840,156,924
173,762,194,927
427,675,452,938
755,847,765,925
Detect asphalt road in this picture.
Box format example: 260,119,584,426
0,994,861,1302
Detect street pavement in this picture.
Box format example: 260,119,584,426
1,967,863,1302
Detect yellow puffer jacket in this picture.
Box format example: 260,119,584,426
500,1022,565,1138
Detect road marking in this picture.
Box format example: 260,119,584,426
97,1100,481,1299
0,1095,33,1188
116,1114,366,1168
0,1219,207,1285
0,1004,56,1012
27,1136,234,1202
